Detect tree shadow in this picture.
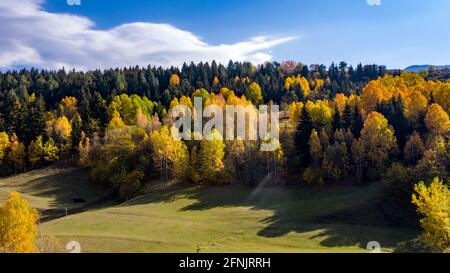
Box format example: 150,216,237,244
125,182,420,250
0,166,112,210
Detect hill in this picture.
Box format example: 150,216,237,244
37,177,419,253
0,167,112,212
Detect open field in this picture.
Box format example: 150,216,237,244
0,167,111,211
20,168,418,253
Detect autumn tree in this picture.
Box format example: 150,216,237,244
360,112,397,171
309,129,322,168
198,130,225,183
246,82,263,105
150,126,189,181
8,134,26,174
0,192,39,253
425,103,450,136
0,132,10,162
412,178,450,252
28,136,59,167
169,74,181,87
107,111,126,131
323,141,348,182
404,132,425,166
60,96,77,120
404,90,428,127
289,102,303,127
305,100,333,129
416,136,448,181
79,132,90,167
54,116,72,144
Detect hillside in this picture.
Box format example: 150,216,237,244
30,173,420,253
0,167,112,212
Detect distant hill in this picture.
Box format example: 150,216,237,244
404,65,450,73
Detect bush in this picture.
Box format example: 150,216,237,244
394,238,434,253
382,163,414,197
110,169,144,200
303,167,324,185
36,234,67,253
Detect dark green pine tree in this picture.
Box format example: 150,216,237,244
78,89,91,134
26,95,46,145
91,92,108,130
301,65,309,78
0,114,5,132
351,105,363,138
295,107,313,168
70,112,83,150
332,107,342,132
342,103,352,130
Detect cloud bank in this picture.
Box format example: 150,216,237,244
0,0,296,70
367,0,382,6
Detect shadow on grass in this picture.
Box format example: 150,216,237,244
0,167,112,210
125,182,420,250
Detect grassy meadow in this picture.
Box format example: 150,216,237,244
0,167,417,253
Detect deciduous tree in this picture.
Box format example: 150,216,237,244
0,192,39,253
412,178,450,252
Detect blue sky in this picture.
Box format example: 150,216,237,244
1,0,449,70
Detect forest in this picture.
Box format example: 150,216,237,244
0,61,448,253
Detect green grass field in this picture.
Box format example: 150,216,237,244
0,167,111,211
33,170,418,253
1,167,420,253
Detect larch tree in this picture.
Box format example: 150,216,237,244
60,96,78,120
169,74,181,87
360,112,397,169
309,129,322,169
78,132,91,168
289,102,304,127
404,132,425,166
0,192,39,253
150,126,189,181
198,130,225,183
425,103,450,136
8,134,26,174
305,100,333,129
412,178,450,252
0,132,10,162
107,111,126,132
54,116,72,144
246,82,263,105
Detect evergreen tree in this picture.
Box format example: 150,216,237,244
351,105,363,138
332,107,342,132
295,107,313,168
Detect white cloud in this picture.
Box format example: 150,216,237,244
367,0,382,6
0,0,296,70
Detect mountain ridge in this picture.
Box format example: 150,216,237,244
404,64,450,72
